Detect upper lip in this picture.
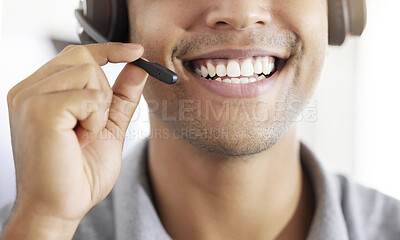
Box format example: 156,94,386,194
178,48,290,61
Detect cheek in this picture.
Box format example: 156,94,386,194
275,0,328,42
131,1,205,105
132,1,202,66
275,0,328,97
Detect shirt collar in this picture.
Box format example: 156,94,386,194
300,142,349,240
113,140,171,240
112,139,349,239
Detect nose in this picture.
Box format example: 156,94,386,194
205,0,271,31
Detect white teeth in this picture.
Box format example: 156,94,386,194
195,68,202,76
195,57,276,83
241,60,254,77
214,76,267,84
218,77,262,84
262,59,274,76
231,78,240,84
201,66,209,78
240,78,249,84
257,75,265,81
227,61,241,77
207,62,216,77
254,60,262,74
216,64,227,77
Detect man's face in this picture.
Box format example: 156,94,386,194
128,0,327,156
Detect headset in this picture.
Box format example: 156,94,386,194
75,0,367,46
75,0,178,84
74,0,366,84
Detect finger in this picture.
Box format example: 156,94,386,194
36,63,111,93
8,43,143,102
11,64,108,109
60,42,144,66
106,63,148,143
28,89,110,133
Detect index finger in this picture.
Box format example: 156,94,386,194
8,42,143,103
59,42,144,66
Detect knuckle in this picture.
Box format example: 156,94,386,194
98,42,109,52
7,76,34,110
94,90,112,106
92,90,105,101
90,91,110,110
10,88,29,111
61,44,77,53
7,80,26,106
102,90,113,102
74,45,92,60
102,86,113,99
7,87,17,106
106,89,113,100
11,92,22,109
80,63,99,77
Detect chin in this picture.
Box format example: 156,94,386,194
167,109,294,157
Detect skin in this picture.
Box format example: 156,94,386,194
2,0,327,239
132,0,326,238
2,44,149,239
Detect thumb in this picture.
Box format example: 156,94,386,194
107,62,148,144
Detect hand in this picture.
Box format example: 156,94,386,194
2,43,148,239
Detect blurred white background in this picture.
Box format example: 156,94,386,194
1,0,399,208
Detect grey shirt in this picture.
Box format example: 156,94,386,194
1,139,400,240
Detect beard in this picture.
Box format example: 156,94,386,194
141,31,317,157
152,83,304,157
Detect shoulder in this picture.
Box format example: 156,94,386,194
300,142,400,239
334,174,400,239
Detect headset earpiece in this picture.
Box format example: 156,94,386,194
328,0,367,45
75,0,129,44
76,0,366,46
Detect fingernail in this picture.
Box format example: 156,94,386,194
123,43,142,50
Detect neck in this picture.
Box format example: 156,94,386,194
148,118,314,240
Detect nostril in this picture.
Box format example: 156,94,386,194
212,21,234,30
256,21,266,26
206,7,272,31
215,21,228,26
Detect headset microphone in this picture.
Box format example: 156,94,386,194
75,1,178,85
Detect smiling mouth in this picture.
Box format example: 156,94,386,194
184,56,286,84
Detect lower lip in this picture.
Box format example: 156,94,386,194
189,71,280,98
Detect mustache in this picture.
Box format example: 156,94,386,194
172,31,301,58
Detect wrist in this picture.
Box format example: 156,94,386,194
2,206,80,240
